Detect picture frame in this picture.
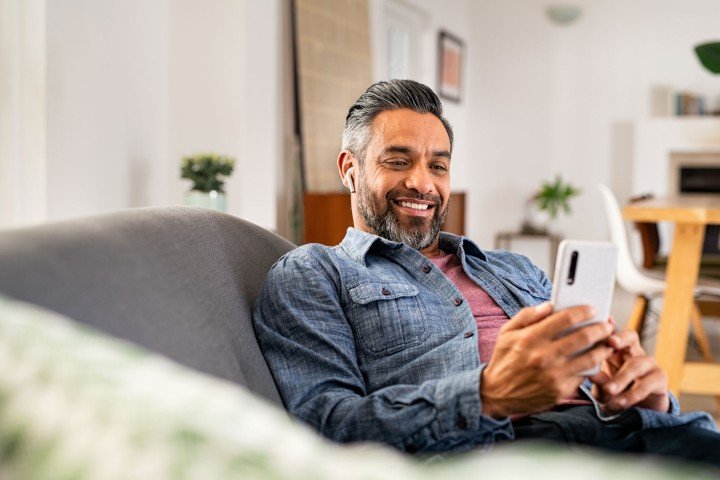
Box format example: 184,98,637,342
437,30,464,103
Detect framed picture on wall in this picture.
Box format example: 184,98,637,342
438,30,464,102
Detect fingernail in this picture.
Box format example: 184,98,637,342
617,398,627,407
606,382,617,393
535,301,552,312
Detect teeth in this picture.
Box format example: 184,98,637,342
399,201,429,211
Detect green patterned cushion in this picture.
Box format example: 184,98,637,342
0,295,716,479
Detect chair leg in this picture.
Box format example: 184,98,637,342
626,295,648,339
690,304,720,411
692,304,714,363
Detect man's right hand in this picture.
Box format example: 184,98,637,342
480,302,614,418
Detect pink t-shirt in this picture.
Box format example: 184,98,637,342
429,251,507,363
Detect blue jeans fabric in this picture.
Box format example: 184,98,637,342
508,405,720,468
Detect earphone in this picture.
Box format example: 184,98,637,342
344,167,356,193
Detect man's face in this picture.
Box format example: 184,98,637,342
354,109,451,251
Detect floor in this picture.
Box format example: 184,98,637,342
610,287,720,421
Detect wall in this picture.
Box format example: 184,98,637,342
466,0,720,248
42,0,284,231
0,0,46,228
46,0,168,219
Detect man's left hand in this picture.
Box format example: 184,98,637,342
589,322,670,414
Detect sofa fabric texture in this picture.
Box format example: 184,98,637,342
0,206,294,405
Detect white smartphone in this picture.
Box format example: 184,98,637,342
550,240,618,376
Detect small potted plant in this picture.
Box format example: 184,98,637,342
180,153,235,212
522,175,580,234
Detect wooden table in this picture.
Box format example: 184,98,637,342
623,195,720,396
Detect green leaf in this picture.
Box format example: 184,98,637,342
695,42,720,74
180,152,236,193
534,175,580,219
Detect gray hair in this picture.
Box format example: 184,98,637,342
341,80,454,164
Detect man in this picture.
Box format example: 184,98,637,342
253,80,720,464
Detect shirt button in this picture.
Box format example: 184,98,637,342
453,297,463,306
463,331,475,338
422,265,431,273
381,288,391,296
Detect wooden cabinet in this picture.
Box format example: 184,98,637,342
303,192,466,245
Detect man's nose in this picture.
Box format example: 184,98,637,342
404,166,434,194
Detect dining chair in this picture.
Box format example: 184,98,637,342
597,184,719,365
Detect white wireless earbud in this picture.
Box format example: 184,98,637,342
344,167,356,193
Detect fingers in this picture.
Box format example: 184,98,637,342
603,369,668,413
534,305,597,340
602,356,658,397
606,330,645,357
501,302,553,331
588,370,611,386
552,321,614,357
564,343,614,376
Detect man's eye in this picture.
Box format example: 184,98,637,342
386,160,408,168
431,164,448,172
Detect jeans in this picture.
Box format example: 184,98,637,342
506,405,720,468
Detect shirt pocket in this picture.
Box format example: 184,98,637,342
348,282,429,357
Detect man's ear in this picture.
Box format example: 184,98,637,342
337,151,356,193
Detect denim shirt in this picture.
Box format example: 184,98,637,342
253,228,717,454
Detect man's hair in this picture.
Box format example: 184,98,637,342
341,79,454,164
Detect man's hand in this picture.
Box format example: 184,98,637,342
481,302,615,418
590,327,670,414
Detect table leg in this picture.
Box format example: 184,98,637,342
655,223,705,395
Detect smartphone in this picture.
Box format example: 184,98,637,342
551,240,618,376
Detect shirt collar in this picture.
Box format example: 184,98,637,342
339,228,488,265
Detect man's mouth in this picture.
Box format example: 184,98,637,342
391,198,437,215
396,201,430,211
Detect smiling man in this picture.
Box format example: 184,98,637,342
253,80,720,464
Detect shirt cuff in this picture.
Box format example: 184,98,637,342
434,365,513,440
667,391,680,415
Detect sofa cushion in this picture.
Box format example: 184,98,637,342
0,207,294,405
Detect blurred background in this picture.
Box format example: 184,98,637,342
3,0,719,248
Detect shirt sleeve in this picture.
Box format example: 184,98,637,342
252,252,513,454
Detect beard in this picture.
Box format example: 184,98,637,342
357,181,448,251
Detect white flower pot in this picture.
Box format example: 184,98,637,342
184,190,227,212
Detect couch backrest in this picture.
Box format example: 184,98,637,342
0,206,295,406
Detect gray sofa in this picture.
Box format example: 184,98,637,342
0,206,294,406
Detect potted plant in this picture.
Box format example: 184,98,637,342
522,175,580,234
180,153,235,212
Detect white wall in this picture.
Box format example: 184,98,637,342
466,0,720,248
0,0,46,227
46,0,168,219
41,0,283,231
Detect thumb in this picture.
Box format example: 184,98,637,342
502,302,553,332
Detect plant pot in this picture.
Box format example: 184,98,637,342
184,190,227,212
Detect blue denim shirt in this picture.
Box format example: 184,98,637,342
253,228,717,454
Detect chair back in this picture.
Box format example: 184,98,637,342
597,184,665,295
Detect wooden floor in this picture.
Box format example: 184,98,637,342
611,287,720,421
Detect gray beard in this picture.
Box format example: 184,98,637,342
357,184,448,251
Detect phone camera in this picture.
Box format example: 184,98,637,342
567,251,579,285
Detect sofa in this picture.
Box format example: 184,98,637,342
0,206,292,406
0,206,715,479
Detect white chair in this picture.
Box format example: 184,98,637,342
597,183,720,363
